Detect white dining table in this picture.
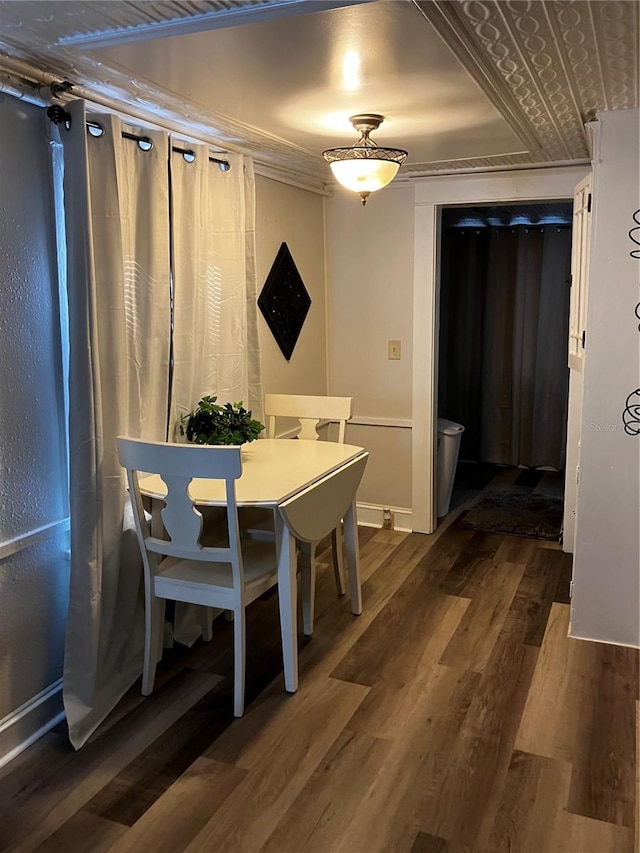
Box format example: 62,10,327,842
138,438,369,694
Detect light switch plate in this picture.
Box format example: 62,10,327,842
388,339,401,360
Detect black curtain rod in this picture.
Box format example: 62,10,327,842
100,124,231,170
171,142,230,170
47,106,230,169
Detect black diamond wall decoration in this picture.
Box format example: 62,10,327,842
258,242,311,361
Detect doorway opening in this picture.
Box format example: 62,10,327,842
436,201,573,537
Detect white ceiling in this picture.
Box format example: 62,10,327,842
0,0,638,190
98,2,525,165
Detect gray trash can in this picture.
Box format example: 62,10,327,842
436,418,465,518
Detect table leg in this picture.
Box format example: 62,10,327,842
343,499,362,615
275,513,298,692
331,527,346,595
298,541,316,636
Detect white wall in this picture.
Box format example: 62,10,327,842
325,170,587,529
255,175,328,399
572,108,640,648
563,368,583,551
325,184,415,520
0,97,69,766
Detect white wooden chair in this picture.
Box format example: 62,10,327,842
264,393,352,444
248,394,354,632
117,436,297,717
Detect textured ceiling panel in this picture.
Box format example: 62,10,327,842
57,2,251,37
418,0,639,166
0,1,283,44
56,2,272,40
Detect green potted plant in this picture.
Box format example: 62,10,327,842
180,395,264,446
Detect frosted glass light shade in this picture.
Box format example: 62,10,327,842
322,114,408,204
329,158,400,193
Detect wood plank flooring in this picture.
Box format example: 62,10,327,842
0,471,637,853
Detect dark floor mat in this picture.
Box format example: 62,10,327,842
457,490,563,541
514,467,545,488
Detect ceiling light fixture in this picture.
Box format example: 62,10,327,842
322,114,408,206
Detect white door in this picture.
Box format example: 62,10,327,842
563,174,592,553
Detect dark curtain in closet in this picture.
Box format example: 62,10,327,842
438,224,572,469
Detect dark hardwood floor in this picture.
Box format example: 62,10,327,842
0,468,637,853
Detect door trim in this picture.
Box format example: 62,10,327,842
411,166,590,533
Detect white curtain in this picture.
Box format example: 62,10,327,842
169,146,263,644
61,102,171,748
60,101,262,746
170,147,263,435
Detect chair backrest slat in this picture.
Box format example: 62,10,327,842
264,394,353,443
117,437,242,480
117,437,243,570
160,473,205,553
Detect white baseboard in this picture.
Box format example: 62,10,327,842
0,679,65,770
567,627,640,650
356,502,414,532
